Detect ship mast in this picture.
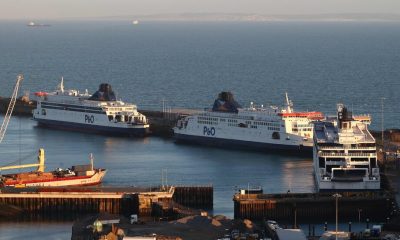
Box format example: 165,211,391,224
58,76,64,93
285,92,293,113
0,74,24,143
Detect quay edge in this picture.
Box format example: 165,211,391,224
0,185,213,220
233,191,397,222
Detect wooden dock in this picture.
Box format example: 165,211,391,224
0,185,213,220
234,191,396,222
173,185,213,209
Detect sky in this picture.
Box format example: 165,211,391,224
0,0,400,20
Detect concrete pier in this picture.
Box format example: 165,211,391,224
233,191,396,222
0,185,213,219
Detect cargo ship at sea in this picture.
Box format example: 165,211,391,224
33,78,150,136
27,21,51,27
313,104,380,191
174,92,324,152
0,149,106,188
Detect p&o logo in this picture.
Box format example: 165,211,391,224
85,115,95,124
203,126,215,136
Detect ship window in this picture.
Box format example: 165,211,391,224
108,115,114,121
41,109,46,115
272,132,280,140
370,158,377,168
319,157,325,168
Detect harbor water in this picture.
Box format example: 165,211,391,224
0,21,399,130
1,21,400,239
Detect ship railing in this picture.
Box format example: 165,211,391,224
199,111,282,123
319,146,376,150
319,152,376,157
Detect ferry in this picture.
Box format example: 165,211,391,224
0,149,106,188
174,92,324,153
27,21,51,27
33,78,150,136
313,104,380,191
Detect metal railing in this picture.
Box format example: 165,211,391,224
319,152,376,157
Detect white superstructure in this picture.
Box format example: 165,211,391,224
33,78,150,136
313,104,380,191
174,92,323,152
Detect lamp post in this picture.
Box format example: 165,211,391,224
333,193,342,240
381,97,385,155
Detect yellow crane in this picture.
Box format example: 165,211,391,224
0,74,24,143
0,148,45,172
0,74,46,173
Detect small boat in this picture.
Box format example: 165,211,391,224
27,21,51,27
132,20,139,25
34,91,48,97
0,149,107,188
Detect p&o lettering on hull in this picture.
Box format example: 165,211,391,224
85,115,95,124
203,126,215,136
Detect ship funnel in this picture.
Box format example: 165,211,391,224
285,92,293,113
37,148,45,172
337,104,353,129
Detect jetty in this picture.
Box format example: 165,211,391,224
233,191,397,222
0,185,213,220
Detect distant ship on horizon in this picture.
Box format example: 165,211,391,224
132,20,139,25
27,21,51,27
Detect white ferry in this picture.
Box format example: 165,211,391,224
33,78,150,136
313,104,380,191
174,92,323,153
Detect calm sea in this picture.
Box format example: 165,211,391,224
0,21,399,239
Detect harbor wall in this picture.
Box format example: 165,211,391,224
173,186,213,209
0,97,35,116
0,192,139,220
0,186,213,220
234,191,396,222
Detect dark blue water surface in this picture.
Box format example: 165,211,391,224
0,21,399,239
0,21,399,129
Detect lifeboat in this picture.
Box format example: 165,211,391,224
34,91,48,97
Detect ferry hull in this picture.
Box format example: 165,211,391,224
315,177,381,192
174,133,312,154
36,118,149,137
